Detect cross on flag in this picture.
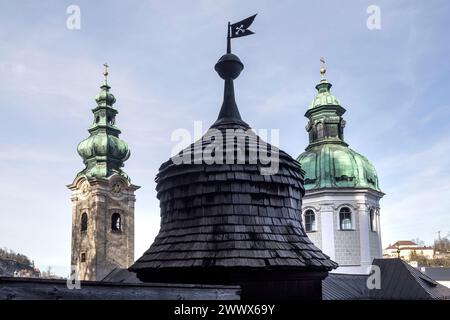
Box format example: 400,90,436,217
229,14,257,38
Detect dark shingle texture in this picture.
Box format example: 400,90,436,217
324,259,450,300
130,123,337,281
370,259,450,300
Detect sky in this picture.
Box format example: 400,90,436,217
0,0,449,276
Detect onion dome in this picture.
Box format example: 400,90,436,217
95,84,116,106
76,65,131,181
309,80,341,109
298,144,381,191
130,51,337,285
297,59,381,192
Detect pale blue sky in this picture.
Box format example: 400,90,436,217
0,0,449,275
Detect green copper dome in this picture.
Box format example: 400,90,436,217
297,144,380,191
95,85,116,106
297,66,381,192
76,78,131,181
309,80,341,109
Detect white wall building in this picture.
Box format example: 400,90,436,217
384,240,434,260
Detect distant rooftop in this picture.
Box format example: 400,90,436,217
421,267,450,281
385,240,429,250
323,259,450,300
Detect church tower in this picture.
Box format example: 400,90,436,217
68,65,139,281
297,59,384,274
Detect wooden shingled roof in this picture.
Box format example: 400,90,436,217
130,52,337,284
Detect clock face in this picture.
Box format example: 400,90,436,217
81,182,89,195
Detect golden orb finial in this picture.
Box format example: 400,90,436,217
320,57,326,79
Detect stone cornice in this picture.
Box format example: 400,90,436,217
304,187,385,198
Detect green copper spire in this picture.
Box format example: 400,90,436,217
297,59,381,192
76,64,131,181
304,59,347,149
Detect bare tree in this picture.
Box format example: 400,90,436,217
411,238,425,246
434,237,450,252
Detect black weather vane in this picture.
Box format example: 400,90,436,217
226,14,257,53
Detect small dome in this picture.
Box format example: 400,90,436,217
309,80,340,109
76,134,130,179
297,144,381,192
77,134,130,164
95,84,116,106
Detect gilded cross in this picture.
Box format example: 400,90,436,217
103,63,109,82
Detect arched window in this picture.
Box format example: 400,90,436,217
309,129,314,143
369,209,375,231
316,122,324,139
304,210,316,232
107,116,115,125
80,212,88,232
339,207,352,230
111,213,122,231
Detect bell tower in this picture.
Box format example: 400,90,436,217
297,59,384,274
68,64,139,281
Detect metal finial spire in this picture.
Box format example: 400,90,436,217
103,63,109,84
226,22,231,54
320,57,326,79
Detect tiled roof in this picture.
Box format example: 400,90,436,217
130,125,337,283
422,267,450,281
395,240,417,246
385,240,419,250
323,273,369,300
324,259,450,300
370,259,450,300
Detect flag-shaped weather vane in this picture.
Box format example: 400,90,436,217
226,14,257,53
212,14,257,128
